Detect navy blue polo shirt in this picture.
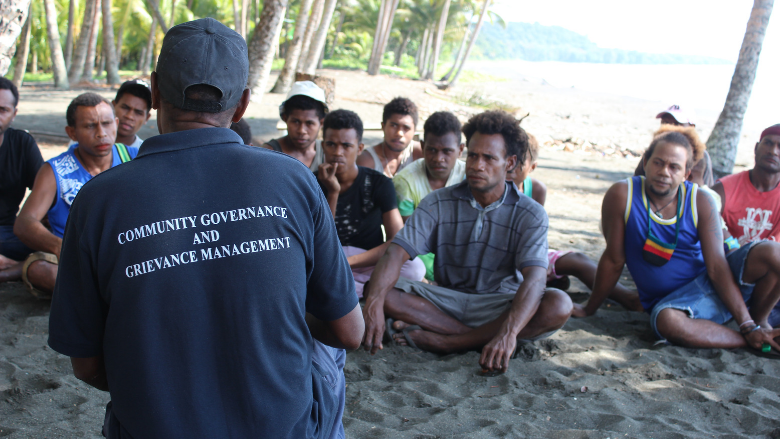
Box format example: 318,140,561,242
48,128,357,439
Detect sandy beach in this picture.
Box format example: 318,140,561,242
2,68,779,438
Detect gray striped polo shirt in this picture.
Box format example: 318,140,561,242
393,180,548,295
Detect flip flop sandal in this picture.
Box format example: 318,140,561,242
21,252,58,300
384,318,398,343
753,344,780,359
398,325,423,351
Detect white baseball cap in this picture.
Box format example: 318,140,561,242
279,81,328,118
656,104,696,126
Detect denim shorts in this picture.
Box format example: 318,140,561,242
649,242,758,339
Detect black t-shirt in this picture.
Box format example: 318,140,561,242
316,166,397,250
0,127,43,226
48,128,357,439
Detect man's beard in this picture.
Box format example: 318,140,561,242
647,182,672,198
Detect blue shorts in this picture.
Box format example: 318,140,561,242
0,224,34,261
649,242,758,339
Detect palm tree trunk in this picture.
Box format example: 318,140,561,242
44,0,70,88
444,0,487,89
393,29,410,66
232,0,241,35
65,0,76,70
707,0,774,177
115,0,133,65
271,0,313,93
425,0,450,80
327,10,343,60
101,0,120,84
415,27,428,69
81,4,101,81
0,0,31,76
367,0,399,75
421,26,434,78
301,0,337,75
241,0,250,38
368,0,386,71
69,0,96,83
296,0,324,72
169,0,177,28
12,6,31,87
247,0,288,103
146,0,169,33
140,14,156,74
441,19,469,81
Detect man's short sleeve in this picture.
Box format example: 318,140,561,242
48,195,107,358
391,192,439,259
306,181,359,321
373,173,397,214
22,133,43,190
393,175,416,217
514,203,549,271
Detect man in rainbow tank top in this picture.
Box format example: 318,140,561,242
573,130,780,355
13,93,137,298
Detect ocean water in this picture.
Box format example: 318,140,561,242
469,59,778,133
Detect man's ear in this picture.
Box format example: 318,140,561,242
458,142,465,155
65,125,77,141
231,89,251,123
420,139,425,151
530,162,538,172
150,72,161,110
145,110,152,122
506,154,518,173
358,142,365,154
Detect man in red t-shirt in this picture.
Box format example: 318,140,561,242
713,124,780,245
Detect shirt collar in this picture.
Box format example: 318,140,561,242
136,127,244,158
452,180,521,207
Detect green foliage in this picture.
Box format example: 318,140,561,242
473,22,730,65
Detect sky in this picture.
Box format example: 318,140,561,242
490,0,779,66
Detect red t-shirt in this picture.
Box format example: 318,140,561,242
720,170,780,244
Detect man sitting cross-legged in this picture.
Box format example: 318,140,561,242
357,97,423,177
13,93,138,298
393,110,465,281
262,81,327,170
316,109,425,298
506,133,642,311
572,130,780,354
362,110,573,373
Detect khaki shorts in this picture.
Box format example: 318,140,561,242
22,251,58,299
394,278,558,342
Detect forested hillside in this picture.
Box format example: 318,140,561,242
474,22,729,64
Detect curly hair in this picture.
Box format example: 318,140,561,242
527,133,540,163
462,110,528,164
423,111,461,140
66,92,114,127
382,97,418,126
0,77,19,107
323,109,364,142
644,125,704,170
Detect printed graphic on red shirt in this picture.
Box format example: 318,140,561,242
737,207,775,244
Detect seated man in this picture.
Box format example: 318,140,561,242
362,110,573,373
506,133,642,311
357,97,423,177
712,124,780,326
0,77,43,281
573,131,780,354
393,110,465,280
635,104,713,186
67,80,152,149
14,92,138,297
231,118,253,145
316,109,425,297
262,81,327,170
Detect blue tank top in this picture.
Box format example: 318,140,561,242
47,144,138,238
624,176,706,311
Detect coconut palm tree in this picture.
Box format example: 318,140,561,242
247,0,288,103
0,0,33,75
271,0,315,93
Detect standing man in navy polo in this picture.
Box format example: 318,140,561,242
48,18,363,439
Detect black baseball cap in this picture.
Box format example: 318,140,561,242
155,18,248,113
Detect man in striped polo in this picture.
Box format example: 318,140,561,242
361,110,573,373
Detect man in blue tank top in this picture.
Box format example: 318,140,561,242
573,131,780,355
13,93,137,298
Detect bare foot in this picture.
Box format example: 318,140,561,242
0,254,19,270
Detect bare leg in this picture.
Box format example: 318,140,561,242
0,254,19,270
555,252,643,311
740,242,780,328
383,288,471,335
656,308,746,348
26,261,58,295
0,262,23,283
393,289,572,354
